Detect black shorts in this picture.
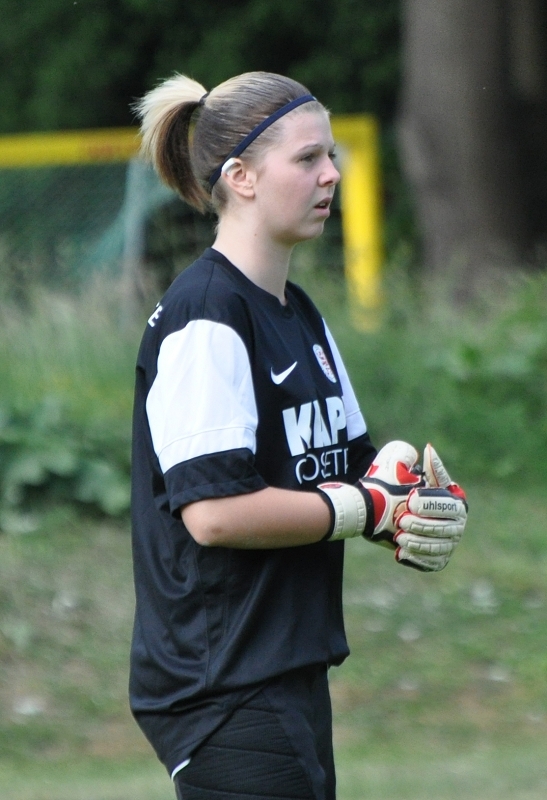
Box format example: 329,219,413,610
174,665,335,800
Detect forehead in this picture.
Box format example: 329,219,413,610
274,108,334,149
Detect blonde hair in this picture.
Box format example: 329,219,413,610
134,71,323,213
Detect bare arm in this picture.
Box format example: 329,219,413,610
181,486,332,548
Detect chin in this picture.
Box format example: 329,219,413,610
303,225,326,241
295,223,326,243
277,223,326,247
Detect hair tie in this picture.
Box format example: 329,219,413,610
198,92,209,107
208,93,316,188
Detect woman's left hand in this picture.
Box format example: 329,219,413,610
393,444,468,572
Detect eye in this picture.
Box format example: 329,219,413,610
300,152,316,163
327,147,340,168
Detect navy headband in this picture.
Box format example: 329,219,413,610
208,93,316,188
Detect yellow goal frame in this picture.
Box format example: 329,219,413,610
0,118,382,327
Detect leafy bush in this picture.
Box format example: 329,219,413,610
321,265,547,486
1,264,546,531
0,276,138,532
0,397,131,533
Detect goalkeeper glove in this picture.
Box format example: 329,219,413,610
394,443,467,571
317,441,467,572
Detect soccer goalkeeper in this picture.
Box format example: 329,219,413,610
129,69,468,800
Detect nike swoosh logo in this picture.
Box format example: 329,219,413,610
271,362,297,385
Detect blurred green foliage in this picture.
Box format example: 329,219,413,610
0,1,415,266
0,399,130,532
0,278,136,531
0,0,400,134
0,263,546,530
300,259,547,485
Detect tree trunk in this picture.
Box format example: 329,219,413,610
397,0,530,294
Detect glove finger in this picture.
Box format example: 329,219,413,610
397,513,465,540
367,441,421,486
395,532,458,555
423,444,453,489
395,547,451,572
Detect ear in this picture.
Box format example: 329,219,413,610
221,158,256,199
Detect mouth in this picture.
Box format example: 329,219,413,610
313,197,332,219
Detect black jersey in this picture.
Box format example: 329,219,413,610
129,247,376,772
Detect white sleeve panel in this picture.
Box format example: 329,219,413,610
146,320,258,474
323,321,367,441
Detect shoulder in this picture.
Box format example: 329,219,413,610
286,280,320,313
286,281,335,354
146,249,253,342
286,281,325,329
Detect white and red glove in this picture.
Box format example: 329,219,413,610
317,441,467,572
393,443,467,571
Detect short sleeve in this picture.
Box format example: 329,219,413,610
147,319,258,472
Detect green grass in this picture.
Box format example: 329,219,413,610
0,276,140,423
0,758,172,800
1,483,546,799
334,482,547,797
335,742,547,800
1,263,547,796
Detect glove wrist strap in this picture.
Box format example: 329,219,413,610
317,482,372,541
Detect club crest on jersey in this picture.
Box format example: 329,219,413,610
313,344,337,383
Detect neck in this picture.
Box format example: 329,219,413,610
213,216,293,304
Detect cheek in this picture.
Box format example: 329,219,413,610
257,169,312,221
279,179,310,210
276,192,307,225
265,180,300,213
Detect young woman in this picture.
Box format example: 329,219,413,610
129,71,467,800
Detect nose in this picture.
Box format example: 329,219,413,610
320,157,341,187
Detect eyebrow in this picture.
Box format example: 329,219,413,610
294,140,336,154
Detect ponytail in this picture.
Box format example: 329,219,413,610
134,74,209,212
